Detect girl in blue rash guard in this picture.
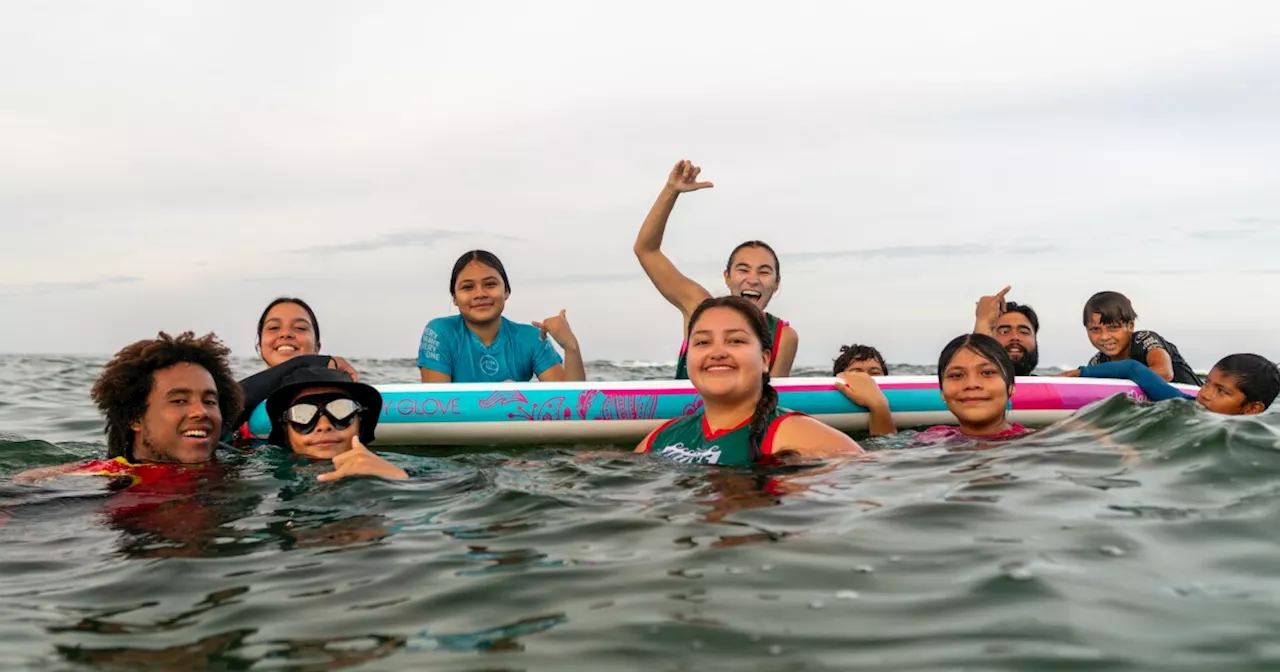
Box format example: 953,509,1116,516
417,250,586,384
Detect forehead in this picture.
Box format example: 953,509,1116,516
729,246,776,268
946,347,996,369
1206,368,1242,389
456,260,502,283
692,307,753,332
151,362,216,391
1086,312,1127,327
291,385,347,403
265,302,312,324
997,312,1033,329
845,358,883,370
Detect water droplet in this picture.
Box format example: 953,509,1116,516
760,564,773,572
648,626,660,635
748,633,763,643
836,590,860,600
809,600,825,609
769,644,784,656
727,567,745,575
888,555,903,563
1099,545,1124,557
854,564,875,573
690,640,703,650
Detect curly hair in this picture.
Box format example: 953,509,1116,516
90,331,243,459
831,344,889,376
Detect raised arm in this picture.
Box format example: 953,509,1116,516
634,160,715,325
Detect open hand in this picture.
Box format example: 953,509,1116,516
532,309,579,351
317,436,408,482
665,159,714,194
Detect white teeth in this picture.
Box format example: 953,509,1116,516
182,430,208,438
276,345,296,352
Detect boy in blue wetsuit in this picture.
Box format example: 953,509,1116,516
1080,291,1202,386
1066,353,1279,416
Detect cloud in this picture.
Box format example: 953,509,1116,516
0,276,140,295
293,229,521,256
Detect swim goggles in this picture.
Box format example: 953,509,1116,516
283,396,363,434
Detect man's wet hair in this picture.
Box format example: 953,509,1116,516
90,331,243,460
832,344,889,376
1082,291,1138,327
1213,354,1280,410
1004,302,1040,333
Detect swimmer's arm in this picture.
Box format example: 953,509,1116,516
1144,348,1176,382
835,371,897,436
536,347,584,382
771,415,865,460
1076,360,1189,401
13,462,84,483
634,428,660,453
420,368,452,383
769,326,798,378
634,185,713,322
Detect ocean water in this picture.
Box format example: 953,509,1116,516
3,355,1280,671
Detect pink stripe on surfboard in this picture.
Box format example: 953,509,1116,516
603,381,940,396
1011,382,1143,410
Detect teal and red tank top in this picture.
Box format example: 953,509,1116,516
640,406,800,467
674,312,787,380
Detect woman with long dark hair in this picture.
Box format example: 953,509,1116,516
636,297,861,466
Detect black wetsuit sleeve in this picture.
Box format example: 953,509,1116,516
1130,331,1165,365
234,355,334,428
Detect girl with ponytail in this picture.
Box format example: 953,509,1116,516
636,297,862,466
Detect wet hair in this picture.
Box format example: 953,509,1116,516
256,297,320,349
450,250,511,296
1082,291,1137,327
726,241,781,280
1004,302,1040,333
832,344,889,376
937,333,1016,390
1212,354,1280,410
91,331,243,461
686,296,776,462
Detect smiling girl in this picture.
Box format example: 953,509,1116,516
633,160,798,380
417,250,585,383
923,333,1030,440
636,297,861,466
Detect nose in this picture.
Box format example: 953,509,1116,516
313,414,334,433
187,400,210,419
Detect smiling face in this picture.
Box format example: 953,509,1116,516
452,260,508,325
686,306,770,402
259,302,319,367
284,386,361,459
723,247,779,310
1196,367,1265,415
994,312,1037,366
129,363,222,464
1085,313,1134,359
940,347,1013,434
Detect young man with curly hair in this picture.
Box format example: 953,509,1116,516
15,331,242,481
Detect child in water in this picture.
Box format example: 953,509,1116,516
1067,353,1279,415
1078,291,1201,386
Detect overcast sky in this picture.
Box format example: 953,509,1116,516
2,1,1278,369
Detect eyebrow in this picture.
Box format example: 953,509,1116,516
733,262,774,271
166,387,218,397
691,328,749,336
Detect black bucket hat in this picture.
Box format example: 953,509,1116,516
265,366,382,447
